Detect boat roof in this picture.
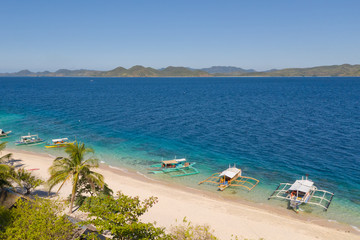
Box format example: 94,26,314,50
219,167,241,178
21,134,38,138
52,138,68,142
289,180,314,193
162,158,186,164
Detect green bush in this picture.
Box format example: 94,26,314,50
169,217,218,240
3,197,76,240
80,191,168,239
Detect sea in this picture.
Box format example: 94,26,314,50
0,77,359,228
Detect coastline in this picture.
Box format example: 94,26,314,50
4,148,359,240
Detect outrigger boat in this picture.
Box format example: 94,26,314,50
45,138,73,148
198,165,259,191
268,175,334,212
15,134,45,146
148,158,200,177
0,129,12,138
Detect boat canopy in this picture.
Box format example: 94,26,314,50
21,135,36,139
289,180,314,193
52,138,68,143
219,167,241,178
162,158,186,164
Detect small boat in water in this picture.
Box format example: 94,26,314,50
0,129,12,138
148,158,200,177
268,175,334,212
198,165,259,191
45,138,73,148
15,134,45,146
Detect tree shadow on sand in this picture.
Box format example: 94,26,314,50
6,159,25,168
31,189,58,198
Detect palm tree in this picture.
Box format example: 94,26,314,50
0,141,16,190
0,164,14,190
0,141,12,163
47,141,104,213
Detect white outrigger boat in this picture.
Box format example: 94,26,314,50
0,129,12,138
268,175,334,212
15,134,45,146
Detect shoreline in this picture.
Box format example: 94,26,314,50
4,148,359,239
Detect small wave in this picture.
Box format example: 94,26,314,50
351,225,360,232
100,161,105,163
109,165,128,172
328,219,338,223
185,186,201,192
136,171,161,182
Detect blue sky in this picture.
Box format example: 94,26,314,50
1,0,359,72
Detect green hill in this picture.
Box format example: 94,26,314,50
238,64,360,77
160,66,210,77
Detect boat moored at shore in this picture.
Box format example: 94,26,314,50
45,138,73,148
198,165,260,191
15,134,45,146
268,175,334,212
0,129,12,138
148,158,200,177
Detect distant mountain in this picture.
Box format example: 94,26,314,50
240,64,360,77
0,66,210,77
1,64,360,77
199,66,255,74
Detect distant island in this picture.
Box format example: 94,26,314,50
1,64,360,77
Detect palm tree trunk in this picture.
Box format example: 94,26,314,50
69,172,79,214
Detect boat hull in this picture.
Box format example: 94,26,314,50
15,140,45,146
45,142,73,148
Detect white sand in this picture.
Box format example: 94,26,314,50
4,149,359,240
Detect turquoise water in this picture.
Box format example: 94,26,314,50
0,77,359,227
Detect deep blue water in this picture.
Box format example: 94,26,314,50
0,77,359,226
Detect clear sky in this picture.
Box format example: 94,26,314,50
1,0,359,72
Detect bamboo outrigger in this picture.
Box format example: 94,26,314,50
268,175,334,212
148,158,200,177
198,165,259,191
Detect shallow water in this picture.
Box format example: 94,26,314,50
0,77,359,226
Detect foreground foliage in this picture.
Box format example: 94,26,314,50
80,191,168,240
72,175,113,207
0,142,16,190
170,217,218,240
47,141,104,213
12,168,44,195
0,141,12,163
1,198,75,240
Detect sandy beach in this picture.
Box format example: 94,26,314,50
4,148,359,240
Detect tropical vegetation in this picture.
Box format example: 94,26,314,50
12,168,44,195
0,198,75,240
169,217,218,240
47,141,104,213
80,192,168,239
0,141,12,163
0,142,15,190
